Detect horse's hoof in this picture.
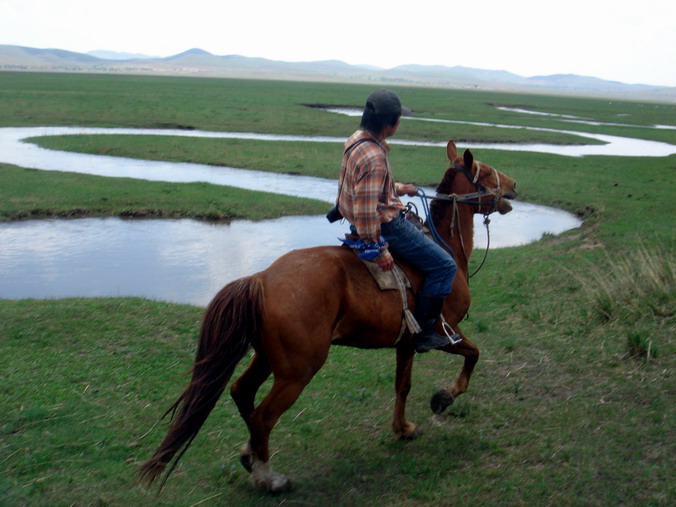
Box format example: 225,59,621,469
252,476,292,494
251,470,292,494
402,427,423,440
239,441,255,473
396,422,423,440
240,453,253,473
268,476,292,494
430,389,454,414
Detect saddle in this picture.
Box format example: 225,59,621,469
360,258,410,291
340,235,421,341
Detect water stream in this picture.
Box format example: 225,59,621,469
1,109,672,306
0,201,576,306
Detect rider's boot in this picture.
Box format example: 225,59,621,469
413,293,459,353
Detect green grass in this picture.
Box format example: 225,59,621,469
0,71,674,505
0,273,672,505
0,162,327,222
30,135,349,180
3,71,674,142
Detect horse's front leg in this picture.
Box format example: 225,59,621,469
392,345,422,439
430,327,479,415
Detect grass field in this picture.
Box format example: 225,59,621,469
0,71,674,506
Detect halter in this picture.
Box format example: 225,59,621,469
435,162,502,213
417,162,503,278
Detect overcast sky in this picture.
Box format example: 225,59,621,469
2,0,675,87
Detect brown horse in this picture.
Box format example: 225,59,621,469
139,139,517,493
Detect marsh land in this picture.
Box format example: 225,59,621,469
0,72,673,506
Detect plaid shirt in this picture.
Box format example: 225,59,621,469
337,130,406,245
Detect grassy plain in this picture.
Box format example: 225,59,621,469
0,71,674,506
0,162,327,222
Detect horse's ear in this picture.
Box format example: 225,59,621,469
447,139,457,161
463,149,474,169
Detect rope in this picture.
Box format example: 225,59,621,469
417,188,456,255
417,188,493,279
468,215,491,279
392,267,421,335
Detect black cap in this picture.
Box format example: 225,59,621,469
365,89,402,116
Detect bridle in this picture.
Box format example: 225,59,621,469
417,162,504,278
436,162,503,213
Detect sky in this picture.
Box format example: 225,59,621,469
2,0,675,87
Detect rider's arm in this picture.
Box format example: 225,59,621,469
395,182,418,197
352,162,388,245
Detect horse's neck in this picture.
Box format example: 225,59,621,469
436,203,474,276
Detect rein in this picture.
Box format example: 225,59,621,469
436,163,502,210
416,163,501,278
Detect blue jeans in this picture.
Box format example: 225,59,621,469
380,214,456,296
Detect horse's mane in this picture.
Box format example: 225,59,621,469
429,166,459,224
435,165,459,195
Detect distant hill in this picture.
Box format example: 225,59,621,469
87,50,157,60
1,44,673,101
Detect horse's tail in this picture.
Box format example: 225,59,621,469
139,276,264,490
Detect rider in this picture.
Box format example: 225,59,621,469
334,89,458,353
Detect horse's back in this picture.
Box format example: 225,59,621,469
256,245,375,314
256,246,345,297
255,245,405,348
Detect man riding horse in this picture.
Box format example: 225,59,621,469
334,89,458,352
140,102,518,493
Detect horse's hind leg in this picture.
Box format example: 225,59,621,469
230,352,272,472
431,327,479,415
392,345,422,439
232,352,271,421
246,373,319,493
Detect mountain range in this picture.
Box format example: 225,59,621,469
1,44,674,101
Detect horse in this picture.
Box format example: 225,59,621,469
139,139,517,493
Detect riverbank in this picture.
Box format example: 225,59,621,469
0,162,327,222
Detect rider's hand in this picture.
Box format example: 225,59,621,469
375,249,394,271
398,183,418,197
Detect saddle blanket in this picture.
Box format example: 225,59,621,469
361,260,411,291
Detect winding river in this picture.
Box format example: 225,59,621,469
1,110,673,306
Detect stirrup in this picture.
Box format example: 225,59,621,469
441,318,462,345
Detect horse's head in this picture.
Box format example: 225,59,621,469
438,139,517,215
